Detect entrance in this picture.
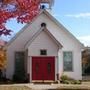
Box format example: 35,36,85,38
32,57,55,81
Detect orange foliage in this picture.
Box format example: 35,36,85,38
3,0,12,4
0,48,6,70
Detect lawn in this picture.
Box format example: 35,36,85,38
0,83,90,90
56,84,90,90
0,85,31,90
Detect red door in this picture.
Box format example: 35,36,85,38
32,57,55,81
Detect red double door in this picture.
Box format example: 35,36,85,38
32,57,55,81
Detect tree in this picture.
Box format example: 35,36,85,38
0,0,40,36
0,48,6,70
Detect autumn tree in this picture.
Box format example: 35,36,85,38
0,0,41,36
0,48,6,70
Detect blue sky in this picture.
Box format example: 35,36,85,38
52,0,90,46
1,0,90,46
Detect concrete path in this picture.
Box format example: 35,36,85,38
25,83,90,90
26,83,57,90
1,82,90,90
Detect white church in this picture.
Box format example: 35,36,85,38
6,0,84,82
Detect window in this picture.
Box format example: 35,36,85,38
14,52,25,77
40,49,47,55
63,51,73,71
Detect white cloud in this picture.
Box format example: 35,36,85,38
77,35,90,46
66,13,90,18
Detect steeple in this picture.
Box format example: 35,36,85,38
40,0,54,9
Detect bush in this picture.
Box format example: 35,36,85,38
61,75,69,81
73,80,81,84
62,80,70,84
13,74,25,83
13,73,29,83
60,75,82,84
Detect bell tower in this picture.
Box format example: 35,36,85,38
40,0,54,9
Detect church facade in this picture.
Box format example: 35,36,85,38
6,10,84,82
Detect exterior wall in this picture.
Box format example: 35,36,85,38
28,31,59,56
27,30,59,82
58,49,82,80
37,14,82,80
6,11,82,80
62,49,82,80
6,14,44,79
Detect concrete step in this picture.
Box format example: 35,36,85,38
26,84,57,90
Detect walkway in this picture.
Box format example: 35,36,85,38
25,82,90,90
0,82,90,90
26,83,57,90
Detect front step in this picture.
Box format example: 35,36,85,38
32,80,59,84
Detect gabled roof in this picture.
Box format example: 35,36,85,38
24,27,63,49
42,10,84,48
6,9,84,48
6,10,45,47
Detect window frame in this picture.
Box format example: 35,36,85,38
63,51,73,72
